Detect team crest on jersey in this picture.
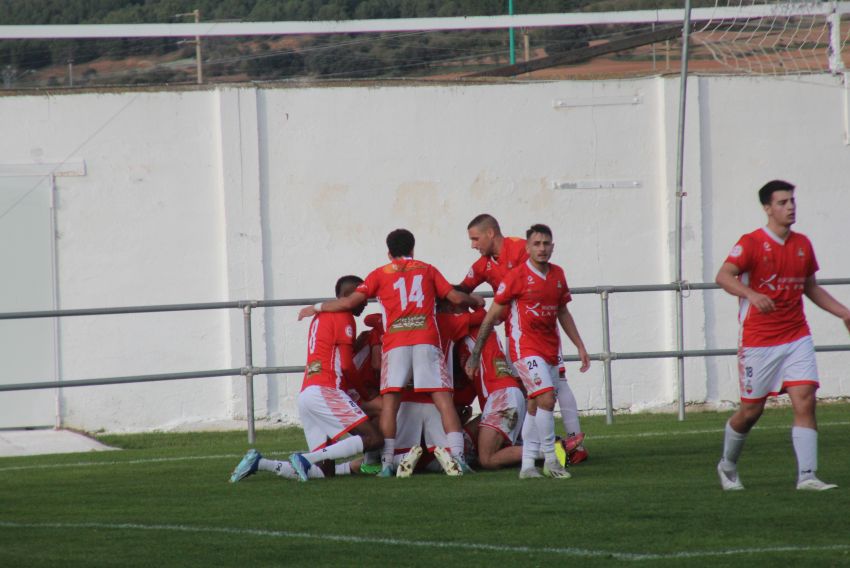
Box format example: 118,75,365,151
345,325,354,338
496,283,506,295
527,275,534,283
508,262,514,268
467,268,474,279
797,247,804,257
533,377,542,386
557,280,562,289
729,244,743,258
486,262,492,271
307,361,322,376
762,242,772,252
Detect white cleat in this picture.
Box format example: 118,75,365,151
717,462,744,491
519,467,544,479
796,477,838,491
543,460,572,479
433,447,463,477
396,446,423,478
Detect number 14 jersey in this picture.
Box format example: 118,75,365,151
356,257,454,351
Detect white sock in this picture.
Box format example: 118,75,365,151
557,379,582,436
535,408,557,462
521,413,540,470
303,436,364,464
792,426,818,481
335,462,352,476
382,438,396,468
259,459,324,479
446,431,465,460
721,420,748,469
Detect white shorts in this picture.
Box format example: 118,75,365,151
479,386,526,445
394,401,448,453
515,356,558,398
381,344,451,394
738,335,819,403
297,385,369,452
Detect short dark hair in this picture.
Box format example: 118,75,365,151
758,180,795,205
526,223,553,240
386,228,415,258
467,214,502,234
335,275,364,298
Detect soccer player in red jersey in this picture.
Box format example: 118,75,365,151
466,224,590,479
460,214,589,462
298,229,482,476
230,276,383,483
715,180,850,491
457,326,525,470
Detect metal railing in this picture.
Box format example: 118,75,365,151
1,279,849,442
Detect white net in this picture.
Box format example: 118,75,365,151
691,0,850,75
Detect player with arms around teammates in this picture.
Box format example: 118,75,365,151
460,214,590,463
715,180,850,492
466,224,590,479
299,229,483,476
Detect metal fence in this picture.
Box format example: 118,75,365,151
1,279,849,443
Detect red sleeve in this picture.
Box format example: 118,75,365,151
468,307,486,327
452,313,471,341
357,268,381,299
807,238,819,277
493,271,520,305
559,269,572,307
460,257,486,291
431,266,455,299
336,314,357,380
725,235,755,272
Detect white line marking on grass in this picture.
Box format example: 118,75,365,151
1,421,848,473
0,521,847,562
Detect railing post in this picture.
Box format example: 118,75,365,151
600,289,614,425
242,303,256,445
676,284,686,421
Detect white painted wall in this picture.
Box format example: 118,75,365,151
0,74,848,432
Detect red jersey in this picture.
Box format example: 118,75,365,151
461,237,528,292
343,322,383,402
724,227,817,348
494,260,571,365
458,331,520,405
357,258,454,351
301,312,356,390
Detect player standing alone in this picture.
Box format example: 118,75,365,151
466,224,590,479
715,180,850,491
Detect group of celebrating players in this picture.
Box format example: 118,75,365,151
232,180,850,490
230,214,592,481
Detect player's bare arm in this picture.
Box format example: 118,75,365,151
804,276,850,334
715,261,775,313
297,291,368,320
558,305,590,373
464,302,507,376
446,288,486,309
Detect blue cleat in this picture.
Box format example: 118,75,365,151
289,452,312,482
230,449,261,483
376,464,395,478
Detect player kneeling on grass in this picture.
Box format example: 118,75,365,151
230,275,383,483
715,180,850,492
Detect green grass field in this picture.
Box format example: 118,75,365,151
1,404,849,567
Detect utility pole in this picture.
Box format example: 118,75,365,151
2,65,14,88
176,9,203,84
67,58,74,87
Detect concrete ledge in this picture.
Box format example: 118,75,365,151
0,429,118,457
